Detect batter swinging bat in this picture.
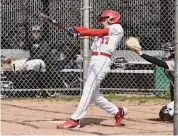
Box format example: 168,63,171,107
38,13,68,32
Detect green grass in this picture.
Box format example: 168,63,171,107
105,94,170,104
1,94,170,104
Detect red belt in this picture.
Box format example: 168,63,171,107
92,52,111,58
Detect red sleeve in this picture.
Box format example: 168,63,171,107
74,27,89,32
79,28,110,37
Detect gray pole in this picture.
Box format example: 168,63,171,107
174,0,178,135
0,0,1,47
82,0,90,89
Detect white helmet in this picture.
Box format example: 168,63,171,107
159,101,174,121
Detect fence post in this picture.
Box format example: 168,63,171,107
82,0,90,90
174,0,178,134
0,1,1,46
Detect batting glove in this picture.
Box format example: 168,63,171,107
67,27,80,38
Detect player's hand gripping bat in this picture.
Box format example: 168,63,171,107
38,13,68,32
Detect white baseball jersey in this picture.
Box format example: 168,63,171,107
11,59,46,72
91,24,124,54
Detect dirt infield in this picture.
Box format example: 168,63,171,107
1,98,173,135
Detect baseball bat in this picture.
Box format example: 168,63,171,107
38,13,68,32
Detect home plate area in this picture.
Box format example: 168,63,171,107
1,100,173,135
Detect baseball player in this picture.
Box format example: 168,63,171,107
57,10,127,129
130,42,175,121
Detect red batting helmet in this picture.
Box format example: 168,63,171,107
98,10,121,24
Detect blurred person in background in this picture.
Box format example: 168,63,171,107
25,25,61,91
27,25,52,69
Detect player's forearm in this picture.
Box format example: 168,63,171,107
74,27,89,32
77,28,110,37
139,52,169,69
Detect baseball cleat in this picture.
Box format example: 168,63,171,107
115,107,127,126
56,119,80,129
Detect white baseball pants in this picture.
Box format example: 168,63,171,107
71,56,119,120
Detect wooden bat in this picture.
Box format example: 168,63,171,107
38,13,68,32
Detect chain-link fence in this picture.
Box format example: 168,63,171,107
0,0,175,98
90,0,175,95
